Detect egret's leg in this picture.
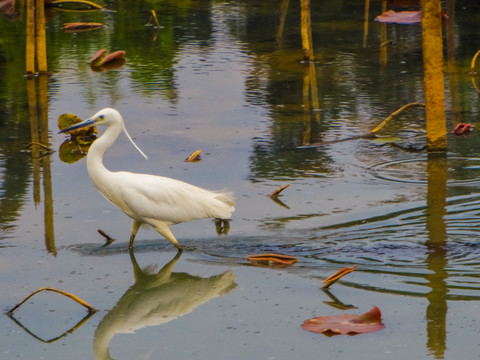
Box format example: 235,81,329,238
152,222,183,250
129,220,142,249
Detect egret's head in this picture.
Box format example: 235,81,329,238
58,108,121,134
58,108,148,160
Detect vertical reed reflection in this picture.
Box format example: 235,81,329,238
379,0,388,67
425,153,448,358
363,0,370,48
38,75,55,254
26,75,55,255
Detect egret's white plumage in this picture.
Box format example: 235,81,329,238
59,108,234,250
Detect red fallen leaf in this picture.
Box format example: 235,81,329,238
302,306,385,336
375,10,446,24
247,253,297,267
100,50,126,66
89,49,107,66
453,123,472,136
63,22,104,31
375,10,421,24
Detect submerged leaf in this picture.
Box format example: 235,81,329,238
302,306,385,336
371,136,402,145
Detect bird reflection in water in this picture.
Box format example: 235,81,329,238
93,251,236,360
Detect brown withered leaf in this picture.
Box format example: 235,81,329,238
89,49,107,66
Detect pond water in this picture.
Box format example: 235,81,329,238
1,0,480,359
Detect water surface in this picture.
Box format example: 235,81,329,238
1,0,480,359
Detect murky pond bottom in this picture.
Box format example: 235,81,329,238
2,0,480,359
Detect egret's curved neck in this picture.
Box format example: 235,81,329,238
86,122,123,180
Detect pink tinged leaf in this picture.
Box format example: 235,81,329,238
375,10,422,24
302,306,385,336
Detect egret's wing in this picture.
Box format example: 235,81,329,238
117,173,233,224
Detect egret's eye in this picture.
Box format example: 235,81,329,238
99,115,105,119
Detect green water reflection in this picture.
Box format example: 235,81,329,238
1,0,480,359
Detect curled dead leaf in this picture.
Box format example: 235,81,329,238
453,123,472,136
269,184,290,198
302,306,385,336
322,265,358,289
247,253,297,267
185,150,202,162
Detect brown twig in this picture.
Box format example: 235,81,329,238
369,102,425,135
25,142,52,152
98,229,116,246
8,287,97,314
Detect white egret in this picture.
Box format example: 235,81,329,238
59,108,235,251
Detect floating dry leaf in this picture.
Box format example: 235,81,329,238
322,265,358,289
63,22,104,31
185,149,202,162
100,50,126,66
247,253,297,267
302,306,385,336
